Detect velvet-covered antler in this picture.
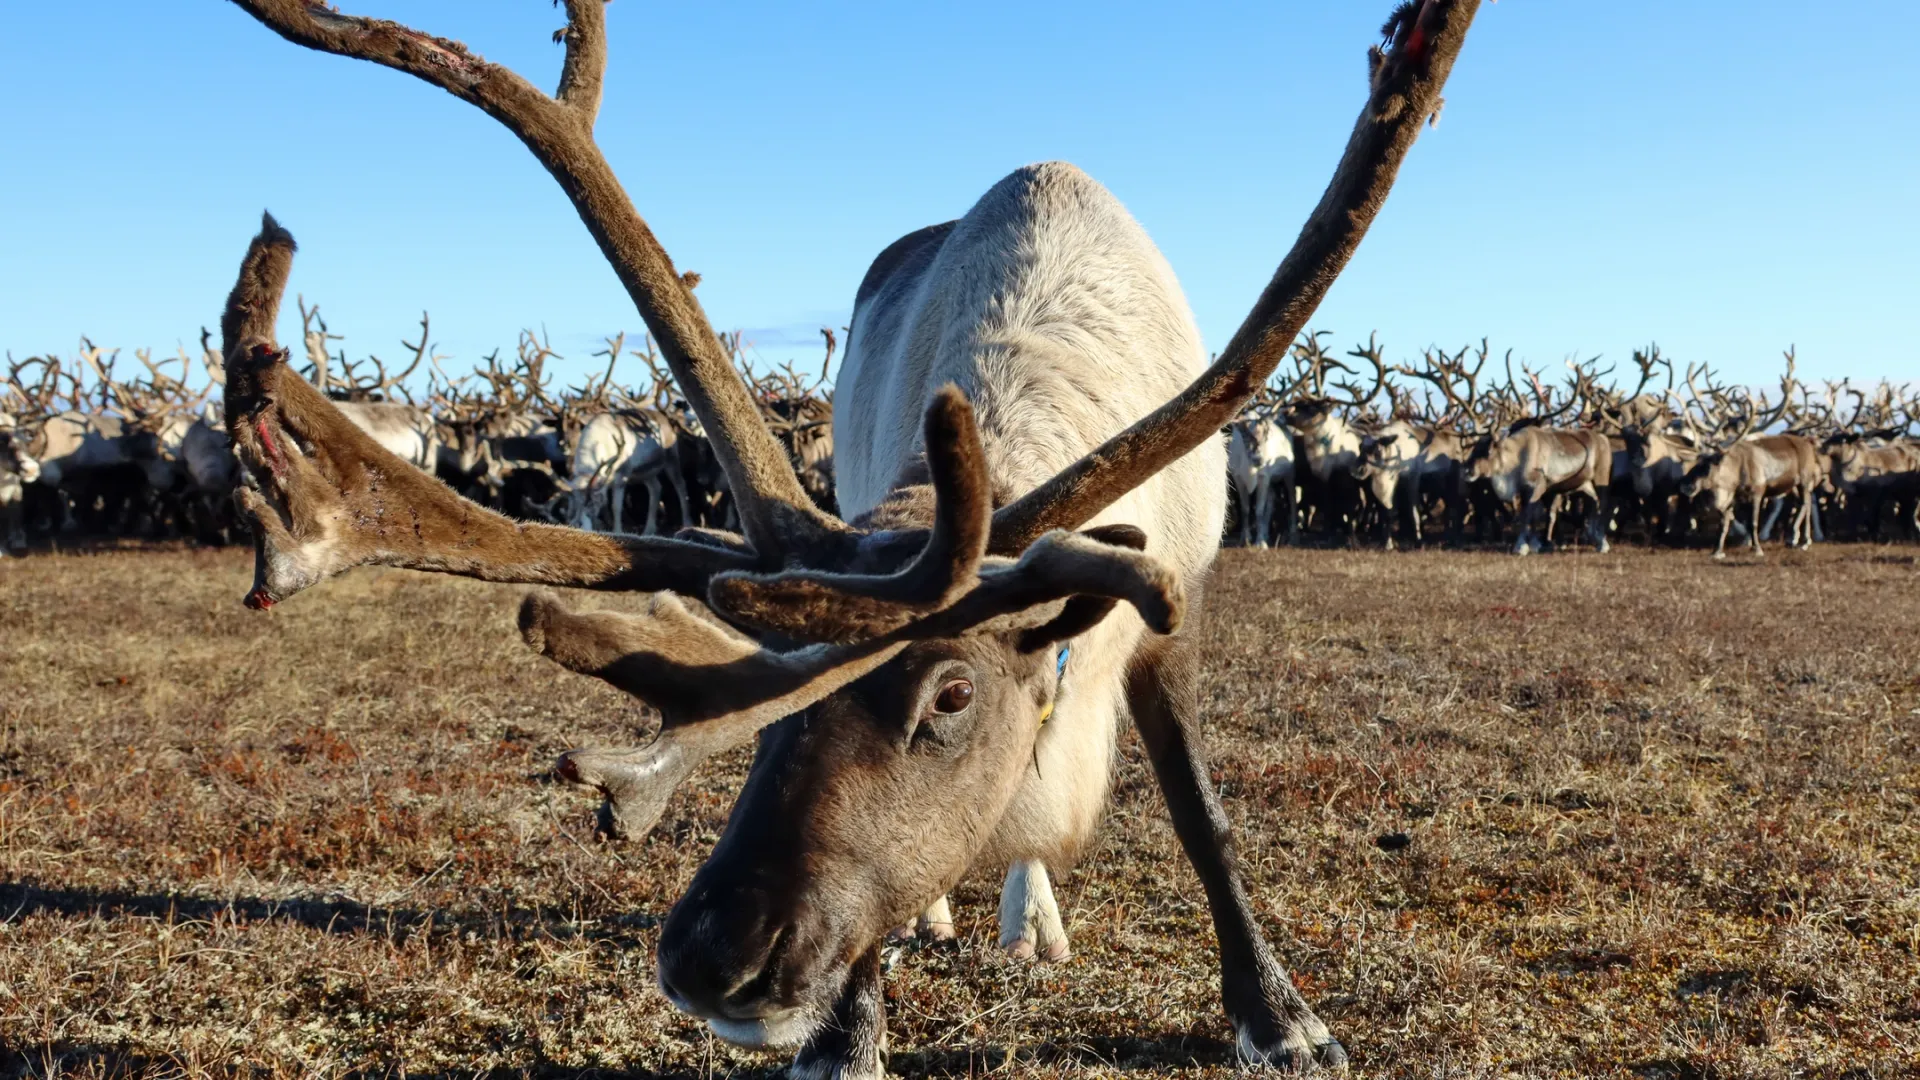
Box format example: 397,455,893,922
220,214,759,608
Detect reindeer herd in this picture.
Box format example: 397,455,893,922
7,326,1911,563
0,317,835,556
1227,337,1919,558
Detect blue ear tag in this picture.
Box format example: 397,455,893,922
1039,647,1070,727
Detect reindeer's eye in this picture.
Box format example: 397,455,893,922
932,679,974,714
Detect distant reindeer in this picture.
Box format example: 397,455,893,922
299,300,443,471
1279,332,1387,542
1465,370,1612,555
1678,358,1822,558
213,2,1472,1075
1228,401,1297,548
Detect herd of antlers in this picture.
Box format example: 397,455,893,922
1241,334,1916,447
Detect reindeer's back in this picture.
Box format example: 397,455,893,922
837,162,1224,579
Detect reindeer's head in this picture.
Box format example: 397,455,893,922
513,392,1184,1045
0,428,39,487
1822,432,1907,494
1353,429,1407,505
1677,451,1731,508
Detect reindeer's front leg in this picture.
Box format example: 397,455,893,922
1513,494,1540,555
789,947,887,1080
999,859,1070,961
1749,489,1766,555
1127,639,1343,1071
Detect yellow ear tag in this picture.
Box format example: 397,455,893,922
1038,700,1054,726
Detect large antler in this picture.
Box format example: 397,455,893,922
219,214,759,608
228,0,839,558
987,0,1478,551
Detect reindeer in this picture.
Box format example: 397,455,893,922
1464,368,1611,555
0,426,39,553
1227,402,1297,548
564,412,688,534
19,345,150,535
212,2,1472,1074
1823,432,1920,541
1678,369,1821,558
1357,340,1491,548
437,341,569,507
1278,332,1387,542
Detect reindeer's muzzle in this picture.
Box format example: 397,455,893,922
656,868,842,1049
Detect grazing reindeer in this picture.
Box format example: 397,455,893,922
214,1,1474,1074
564,411,687,534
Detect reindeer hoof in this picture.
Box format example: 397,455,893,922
1234,1019,1346,1073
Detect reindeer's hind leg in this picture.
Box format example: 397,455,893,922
1127,638,1343,1070
789,945,886,1080
1749,490,1766,555
999,859,1069,962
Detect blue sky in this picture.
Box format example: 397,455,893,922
2,2,1913,395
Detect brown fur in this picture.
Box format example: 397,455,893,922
1469,425,1613,555
1683,434,1823,558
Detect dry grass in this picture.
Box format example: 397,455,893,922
1,544,1915,1079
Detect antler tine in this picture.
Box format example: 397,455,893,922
1627,342,1670,400
79,339,131,417
590,332,626,404
387,311,438,398
198,327,226,387
819,327,837,388
297,295,341,395
1841,384,1866,432
1327,331,1388,412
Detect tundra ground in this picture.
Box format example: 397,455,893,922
1,545,1915,1079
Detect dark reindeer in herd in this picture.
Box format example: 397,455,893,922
213,0,1477,1073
